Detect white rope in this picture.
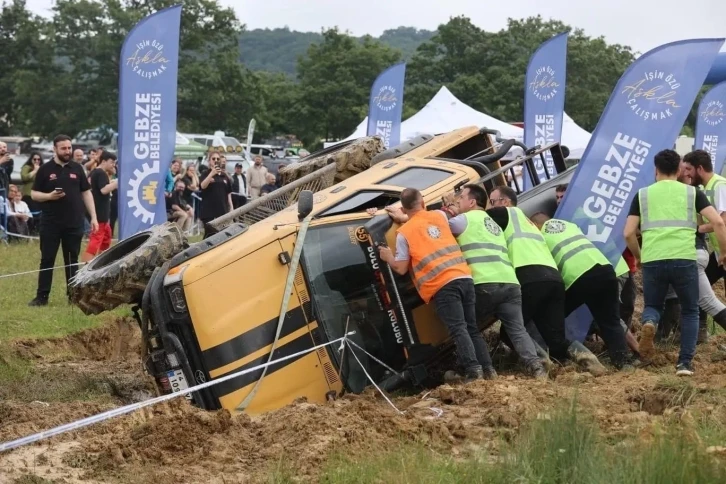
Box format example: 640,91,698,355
0,262,86,280
346,338,402,377
344,339,403,414
1,230,40,240
0,332,355,454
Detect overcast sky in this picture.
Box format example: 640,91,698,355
26,0,726,54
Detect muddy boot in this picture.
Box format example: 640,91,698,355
443,370,463,384
713,308,726,333
567,341,608,376
529,364,549,380
657,298,680,343
464,368,484,383
532,340,555,371
482,366,498,380
698,309,710,345
639,321,657,361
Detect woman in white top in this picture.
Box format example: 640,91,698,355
5,184,32,238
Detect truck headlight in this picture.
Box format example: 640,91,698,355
167,283,187,313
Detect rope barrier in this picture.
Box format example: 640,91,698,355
0,262,86,280
0,332,356,454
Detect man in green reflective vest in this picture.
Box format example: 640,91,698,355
530,213,631,369
378,185,546,380
554,183,641,356
448,184,547,378
488,186,607,376
625,149,726,376
680,150,726,337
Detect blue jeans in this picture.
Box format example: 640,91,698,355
641,259,699,365
432,278,492,373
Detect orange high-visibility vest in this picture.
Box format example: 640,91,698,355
398,210,471,303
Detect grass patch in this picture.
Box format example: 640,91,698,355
0,348,115,403
0,241,125,342
279,402,726,484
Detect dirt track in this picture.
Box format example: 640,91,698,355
1,294,726,483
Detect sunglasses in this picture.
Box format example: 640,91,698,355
32,157,41,161
211,157,220,161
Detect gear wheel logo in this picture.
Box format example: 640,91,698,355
126,160,160,224
545,220,566,234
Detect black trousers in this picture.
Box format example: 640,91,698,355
232,194,247,210
706,251,726,285
432,278,492,372
109,198,118,237
521,280,570,361
620,272,636,329
36,223,83,299
565,264,629,367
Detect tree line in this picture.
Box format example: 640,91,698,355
3,0,698,152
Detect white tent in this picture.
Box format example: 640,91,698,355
330,86,592,159
561,112,592,159
335,86,522,144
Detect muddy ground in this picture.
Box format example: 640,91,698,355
1,283,726,483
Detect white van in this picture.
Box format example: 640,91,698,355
182,131,244,153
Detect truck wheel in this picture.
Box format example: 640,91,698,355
69,223,185,315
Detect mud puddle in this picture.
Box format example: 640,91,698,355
1,310,726,483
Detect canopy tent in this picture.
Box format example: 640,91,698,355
329,86,592,159
561,113,592,159
336,86,522,144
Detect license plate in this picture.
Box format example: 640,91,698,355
167,369,193,400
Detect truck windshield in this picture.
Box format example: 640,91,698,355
301,221,408,392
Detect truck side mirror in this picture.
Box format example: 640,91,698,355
298,190,314,220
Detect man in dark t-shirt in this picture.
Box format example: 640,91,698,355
199,154,232,239
82,151,117,263
29,135,98,306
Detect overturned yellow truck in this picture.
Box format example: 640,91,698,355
70,126,573,414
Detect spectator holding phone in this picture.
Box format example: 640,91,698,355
199,153,232,239
29,134,98,307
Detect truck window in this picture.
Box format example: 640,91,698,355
376,167,453,190
318,191,400,218
301,222,408,392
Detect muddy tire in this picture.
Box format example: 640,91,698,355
69,223,186,316
278,137,385,185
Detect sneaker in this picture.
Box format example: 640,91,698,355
676,363,694,377
568,341,608,376
697,326,709,345
28,297,48,307
639,322,657,360
464,368,484,383
482,367,498,380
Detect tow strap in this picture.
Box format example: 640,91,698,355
237,212,314,411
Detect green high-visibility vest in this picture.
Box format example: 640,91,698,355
540,218,611,289
501,207,558,271
703,174,726,255
614,256,629,277
639,180,697,263
455,210,519,285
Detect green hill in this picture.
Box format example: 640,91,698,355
239,26,434,76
